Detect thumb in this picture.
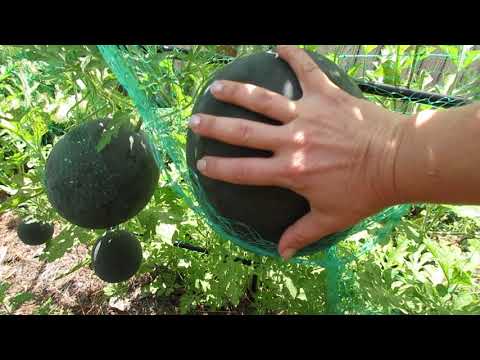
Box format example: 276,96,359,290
278,211,339,261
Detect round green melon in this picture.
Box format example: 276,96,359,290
186,51,364,256
45,118,160,229
91,230,143,283
17,221,54,246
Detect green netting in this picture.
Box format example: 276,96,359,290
97,45,429,313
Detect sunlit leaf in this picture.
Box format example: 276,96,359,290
444,205,480,220
284,276,297,299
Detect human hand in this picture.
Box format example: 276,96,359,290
188,45,409,260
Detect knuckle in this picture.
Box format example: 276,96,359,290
326,86,351,105
231,164,248,184
291,129,310,147
301,60,319,75
255,90,275,113
285,46,300,59
283,160,306,179
290,162,306,177
274,160,306,190
200,115,214,133
286,229,309,249
225,82,242,99
237,122,252,146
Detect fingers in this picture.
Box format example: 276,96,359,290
189,113,286,151
196,156,284,187
209,80,298,124
276,45,339,94
278,211,340,260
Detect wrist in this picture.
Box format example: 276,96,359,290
387,111,419,205
364,108,411,210
393,103,480,205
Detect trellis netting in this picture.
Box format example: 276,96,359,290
97,45,478,314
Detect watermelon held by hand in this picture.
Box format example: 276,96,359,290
186,51,364,256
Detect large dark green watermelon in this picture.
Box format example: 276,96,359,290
45,118,160,229
17,221,54,246
186,51,364,255
91,230,142,283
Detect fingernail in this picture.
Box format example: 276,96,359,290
281,248,297,261
197,159,206,172
189,115,201,128
210,81,223,94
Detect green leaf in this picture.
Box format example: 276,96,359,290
467,238,480,252
9,292,35,311
79,55,93,73
95,115,131,152
297,288,307,301
450,268,472,286
435,283,448,297
362,45,378,54
347,63,362,77
387,241,410,266
54,258,90,281
137,208,162,235
453,292,474,310
304,45,320,53
40,225,76,262
437,73,457,94
463,50,480,69
439,45,460,65
381,60,397,85
0,282,11,304
284,276,297,299
156,223,177,245
402,223,420,241
17,70,32,108
33,298,54,315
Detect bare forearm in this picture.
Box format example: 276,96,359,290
392,102,480,205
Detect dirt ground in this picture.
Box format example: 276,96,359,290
0,209,255,315
0,210,176,315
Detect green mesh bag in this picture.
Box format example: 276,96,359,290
97,45,414,314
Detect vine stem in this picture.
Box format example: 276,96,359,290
393,45,401,112
402,45,421,114
134,118,143,133
447,45,467,96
